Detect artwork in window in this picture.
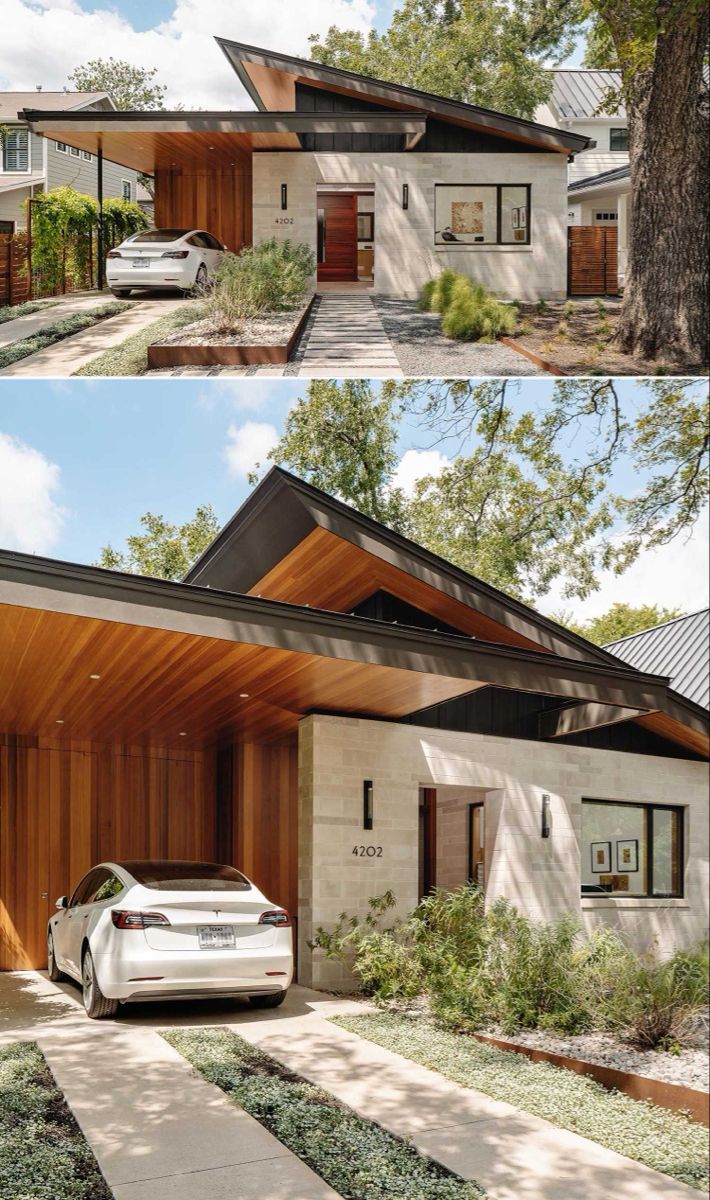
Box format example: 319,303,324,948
435,185,497,245
590,841,611,872
451,201,484,235
616,839,639,873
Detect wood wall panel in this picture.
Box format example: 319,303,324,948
154,167,253,253
0,741,218,970
568,226,619,296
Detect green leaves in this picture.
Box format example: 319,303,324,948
68,59,168,111
96,503,220,581
556,601,686,644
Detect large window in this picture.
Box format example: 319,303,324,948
2,128,29,172
609,127,629,151
435,184,531,247
582,799,683,898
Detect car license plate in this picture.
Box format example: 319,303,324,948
198,925,235,949
131,259,144,267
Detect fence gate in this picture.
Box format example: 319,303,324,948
568,226,619,296
0,233,30,307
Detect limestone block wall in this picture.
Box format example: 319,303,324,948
435,795,471,892
298,714,709,990
253,151,569,299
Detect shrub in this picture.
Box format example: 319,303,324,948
599,942,710,1050
428,268,459,313
441,276,517,342
207,237,315,328
418,277,437,311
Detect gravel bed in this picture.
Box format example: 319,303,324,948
372,297,544,376
153,301,310,347
487,1025,710,1092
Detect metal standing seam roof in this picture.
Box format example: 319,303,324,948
569,164,630,192
605,610,710,710
551,70,625,121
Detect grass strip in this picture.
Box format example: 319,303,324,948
0,299,60,325
164,1026,485,1200
0,1040,111,1200
0,301,132,370
331,1013,709,1193
74,303,201,376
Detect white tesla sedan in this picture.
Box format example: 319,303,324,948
47,860,293,1019
106,228,226,297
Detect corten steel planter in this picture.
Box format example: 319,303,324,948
473,1032,709,1126
146,296,314,369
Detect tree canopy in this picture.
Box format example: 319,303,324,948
556,601,685,645
97,504,220,581
68,59,168,110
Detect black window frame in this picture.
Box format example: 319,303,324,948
581,798,685,899
609,127,629,152
434,183,532,248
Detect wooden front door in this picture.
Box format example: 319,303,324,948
317,193,358,282
568,226,619,296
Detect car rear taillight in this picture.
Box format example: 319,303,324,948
161,250,189,259
258,909,291,927
107,250,122,258
111,910,171,930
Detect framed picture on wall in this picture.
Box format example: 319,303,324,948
591,841,612,872
357,212,374,241
519,206,527,228
511,207,520,229
616,839,639,873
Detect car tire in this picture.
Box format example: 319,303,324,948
110,288,132,298
193,264,208,294
81,948,118,1020
47,930,64,982
249,990,288,1009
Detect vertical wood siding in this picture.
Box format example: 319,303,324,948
154,167,253,252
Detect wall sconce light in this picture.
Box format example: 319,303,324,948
541,794,551,839
281,183,288,210
402,184,409,210
363,780,374,830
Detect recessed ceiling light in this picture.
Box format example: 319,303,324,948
239,693,249,698
89,673,101,680
55,719,64,724
178,731,187,736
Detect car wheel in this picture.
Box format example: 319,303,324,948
110,288,132,298
47,930,63,982
82,948,118,1020
193,264,208,294
249,990,288,1009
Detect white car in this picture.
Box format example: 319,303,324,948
47,860,293,1019
106,228,226,297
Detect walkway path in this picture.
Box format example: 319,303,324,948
0,971,699,1200
295,293,403,376
0,291,110,349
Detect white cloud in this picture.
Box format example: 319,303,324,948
539,508,710,621
198,378,293,413
1,1,375,108
225,420,278,478
392,448,450,496
0,433,65,553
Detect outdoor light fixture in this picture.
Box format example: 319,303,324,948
402,183,409,210
363,780,374,830
541,794,551,838
281,183,288,210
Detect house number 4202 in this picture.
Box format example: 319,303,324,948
352,845,383,857
275,217,294,225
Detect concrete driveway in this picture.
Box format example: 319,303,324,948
0,970,698,1200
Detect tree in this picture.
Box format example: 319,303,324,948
309,0,583,120
68,59,169,111
583,1,709,365
97,504,220,581
556,601,684,644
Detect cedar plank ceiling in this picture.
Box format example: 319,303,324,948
0,603,481,749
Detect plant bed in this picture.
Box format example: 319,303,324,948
74,302,200,376
0,300,132,371
332,1012,709,1193
146,296,314,368
164,1026,484,1200
0,1040,112,1200
0,299,60,325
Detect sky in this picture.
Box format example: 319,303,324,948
0,378,707,626
0,0,586,108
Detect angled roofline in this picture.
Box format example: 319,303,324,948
569,165,630,193
21,109,427,136
0,547,684,716
215,37,595,155
604,608,709,649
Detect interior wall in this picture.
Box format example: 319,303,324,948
154,166,253,252
0,738,217,970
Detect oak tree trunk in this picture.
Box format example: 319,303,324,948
611,4,709,366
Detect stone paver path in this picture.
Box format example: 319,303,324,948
296,294,403,377
0,971,699,1200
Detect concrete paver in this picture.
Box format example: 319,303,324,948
0,291,108,348
0,970,700,1200
296,294,403,376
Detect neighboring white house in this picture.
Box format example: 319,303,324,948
0,89,140,232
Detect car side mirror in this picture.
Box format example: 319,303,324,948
55,896,68,910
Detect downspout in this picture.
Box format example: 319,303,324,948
97,143,104,291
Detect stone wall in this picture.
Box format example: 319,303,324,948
297,714,709,990
253,151,569,300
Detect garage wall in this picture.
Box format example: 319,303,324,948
154,166,253,253
0,739,217,970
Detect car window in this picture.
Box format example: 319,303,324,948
188,233,209,248
92,873,124,903
120,860,251,891
205,234,223,250
130,229,190,243
69,869,102,907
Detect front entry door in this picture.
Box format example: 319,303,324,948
317,193,358,282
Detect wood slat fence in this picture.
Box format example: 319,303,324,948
0,232,30,307
568,226,619,296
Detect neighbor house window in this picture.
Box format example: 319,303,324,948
435,184,531,247
69,145,80,157
582,799,683,898
594,211,618,222
82,150,92,161
2,128,29,171
55,141,68,153
121,180,132,200
609,128,629,151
